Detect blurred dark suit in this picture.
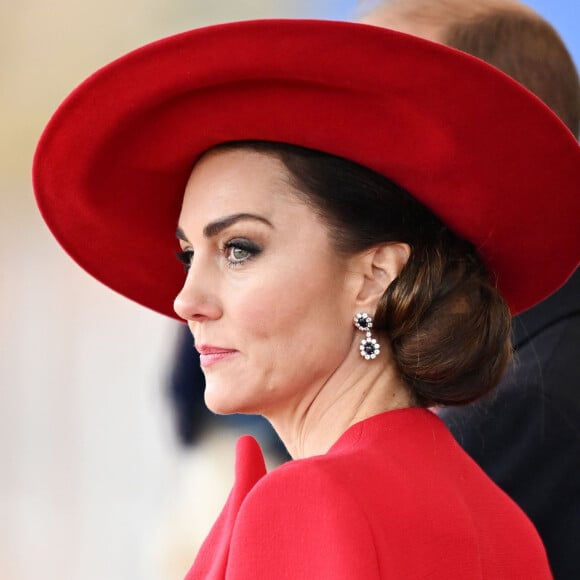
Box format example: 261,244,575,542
440,269,580,579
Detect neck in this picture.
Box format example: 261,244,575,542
266,343,413,459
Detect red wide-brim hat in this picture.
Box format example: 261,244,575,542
33,19,580,319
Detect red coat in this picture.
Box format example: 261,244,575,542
185,408,551,579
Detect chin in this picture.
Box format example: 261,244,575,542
204,385,255,416
205,401,242,415
204,394,236,415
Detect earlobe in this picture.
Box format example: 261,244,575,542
356,242,410,308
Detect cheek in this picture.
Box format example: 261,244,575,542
234,272,353,355
234,288,297,341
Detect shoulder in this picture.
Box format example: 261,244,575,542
227,454,381,579
244,452,359,513
233,451,378,541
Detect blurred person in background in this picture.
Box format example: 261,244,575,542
362,1,580,578
33,16,578,579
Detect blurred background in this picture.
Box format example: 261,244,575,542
0,1,577,579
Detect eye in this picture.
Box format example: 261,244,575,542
229,246,250,262
224,238,261,266
175,249,193,271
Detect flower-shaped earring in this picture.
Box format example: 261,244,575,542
353,312,381,360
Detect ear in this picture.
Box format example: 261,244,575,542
354,242,410,310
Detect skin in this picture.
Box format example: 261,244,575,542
173,148,412,458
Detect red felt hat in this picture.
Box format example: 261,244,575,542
33,19,580,319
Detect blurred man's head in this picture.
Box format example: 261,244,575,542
361,0,580,137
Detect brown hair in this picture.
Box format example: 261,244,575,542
211,141,512,407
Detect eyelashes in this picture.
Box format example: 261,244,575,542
176,249,193,271
175,238,262,272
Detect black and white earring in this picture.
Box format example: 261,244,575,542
353,312,381,360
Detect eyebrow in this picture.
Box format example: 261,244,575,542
176,213,273,242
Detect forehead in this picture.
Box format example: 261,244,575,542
178,147,308,227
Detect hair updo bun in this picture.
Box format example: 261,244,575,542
378,231,512,406
211,140,512,406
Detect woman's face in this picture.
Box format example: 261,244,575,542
174,148,362,418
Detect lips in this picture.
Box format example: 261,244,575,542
195,344,238,368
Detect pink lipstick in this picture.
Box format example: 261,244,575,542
196,345,238,368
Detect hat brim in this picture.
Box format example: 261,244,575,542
33,19,580,319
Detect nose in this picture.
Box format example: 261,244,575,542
173,269,222,322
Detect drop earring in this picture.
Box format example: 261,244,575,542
353,312,381,360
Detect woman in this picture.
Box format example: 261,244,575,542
33,19,578,579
